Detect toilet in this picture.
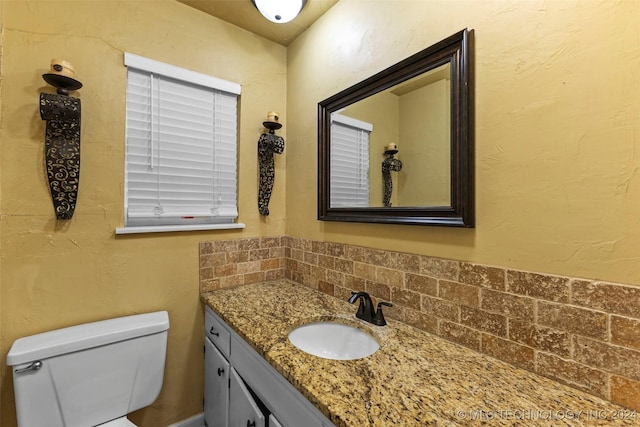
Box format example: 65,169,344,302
6,311,169,427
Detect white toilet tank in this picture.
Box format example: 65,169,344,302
6,311,169,427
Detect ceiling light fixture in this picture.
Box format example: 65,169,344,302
251,0,307,24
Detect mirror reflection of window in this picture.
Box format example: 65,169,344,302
330,114,372,208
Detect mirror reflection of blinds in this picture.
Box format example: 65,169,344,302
330,115,372,208
125,68,238,224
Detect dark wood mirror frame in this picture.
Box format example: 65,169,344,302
318,29,474,227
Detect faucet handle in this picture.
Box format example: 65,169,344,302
372,301,393,326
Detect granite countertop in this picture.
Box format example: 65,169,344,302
201,280,637,426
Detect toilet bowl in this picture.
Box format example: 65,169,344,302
7,311,169,427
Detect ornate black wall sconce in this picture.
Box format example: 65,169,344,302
40,59,82,220
258,112,285,216
382,143,402,207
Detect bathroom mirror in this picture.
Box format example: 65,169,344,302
318,29,474,226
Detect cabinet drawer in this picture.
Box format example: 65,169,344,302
205,307,231,357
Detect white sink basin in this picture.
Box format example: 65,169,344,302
288,322,379,360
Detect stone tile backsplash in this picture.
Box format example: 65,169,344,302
199,236,640,411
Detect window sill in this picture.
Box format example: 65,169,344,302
115,223,246,235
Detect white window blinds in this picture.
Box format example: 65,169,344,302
123,53,241,229
330,114,372,208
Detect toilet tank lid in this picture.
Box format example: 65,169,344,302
6,311,169,366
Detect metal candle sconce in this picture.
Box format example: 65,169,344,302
382,143,402,207
258,112,284,216
40,59,82,220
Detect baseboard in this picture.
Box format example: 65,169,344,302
166,413,204,427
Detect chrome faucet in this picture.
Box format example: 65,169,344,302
348,292,393,326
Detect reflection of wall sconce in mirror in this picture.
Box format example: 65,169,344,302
258,111,284,216
40,59,82,220
382,143,402,207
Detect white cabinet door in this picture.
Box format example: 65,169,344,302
268,415,283,427
229,368,265,427
205,337,230,427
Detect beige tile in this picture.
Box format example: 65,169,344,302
439,321,481,351
420,256,459,281
326,269,344,286
326,242,345,257
249,248,271,261
264,269,284,281
508,319,571,358
220,275,243,288
200,267,214,281
403,307,438,334
334,258,354,275
538,301,607,340
507,270,570,303
200,241,214,254
214,264,237,277
344,245,365,262
365,281,391,301
439,280,480,308
611,316,640,351
421,295,459,322
364,248,392,268
461,306,507,337
260,258,281,271
303,251,318,265
459,263,506,290
318,254,335,269
574,336,640,381
536,352,608,398
228,250,250,264
200,278,220,293
482,334,535,371
318,281,334,296
391,288,421,311
611,375,640,411
405,273,437,296
237,261,261,274
572,281,640,319
353,262,376,282
244,271,266,284
481,289,534,320
344,275,366,291
398,253,421,273
311,240,326,254
376,267,403,287
238,237,260,251
200,253,227,268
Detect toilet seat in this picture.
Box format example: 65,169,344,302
97,417,137,427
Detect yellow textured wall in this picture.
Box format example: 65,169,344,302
286,0,640,286
0,1,286,426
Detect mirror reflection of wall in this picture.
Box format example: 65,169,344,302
330,63,451,208
397,65,451,206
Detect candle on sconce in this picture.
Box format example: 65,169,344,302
267,111,279,123
384,142,398,154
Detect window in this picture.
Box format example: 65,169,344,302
330,114,372,207
117,53,244,234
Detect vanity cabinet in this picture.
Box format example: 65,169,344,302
204,338,229,427
204,306,334,427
